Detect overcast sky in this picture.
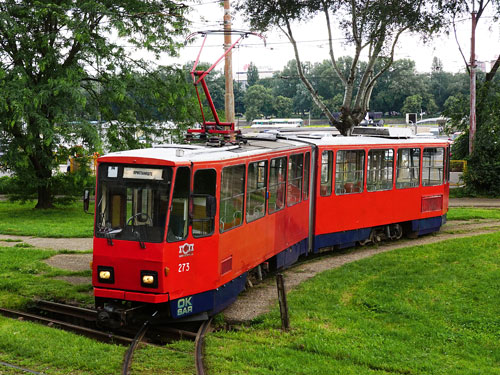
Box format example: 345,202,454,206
150,2,500,76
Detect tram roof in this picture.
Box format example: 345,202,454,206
100,131,449,164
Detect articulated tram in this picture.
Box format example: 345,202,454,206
90,129,449,327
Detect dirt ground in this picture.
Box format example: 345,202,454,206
1,198,499,321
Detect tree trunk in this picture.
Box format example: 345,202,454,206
29,151,54,209
35,183,54,209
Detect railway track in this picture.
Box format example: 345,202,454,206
0,306,134,345
0,300,212,375
120,317,212,375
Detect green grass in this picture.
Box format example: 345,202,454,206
447,207,500,221
0,232,499,373
0,246,93,309
0,201,94,237
0,318,195,375
206,233,500,374
0,244,196,375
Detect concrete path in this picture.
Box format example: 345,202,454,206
449,198,500,207
0,234,92,251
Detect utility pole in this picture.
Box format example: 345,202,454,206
224,0,235,124
469,10,477,154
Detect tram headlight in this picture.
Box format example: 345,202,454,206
99,271,111,280
141,271,158,288
97,266,114,284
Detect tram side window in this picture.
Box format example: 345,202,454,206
396,148,420,189
287,153,303,206
367,149,394,192
303,152,310,200
167,167,190,242
320,150,333,196
192,169,217,237
269,157,287,213
335,150,365,195
220,165,245,232
246,160,267,223
422,147,444,186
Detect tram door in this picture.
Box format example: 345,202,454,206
166,165,218,297
190,166,219,285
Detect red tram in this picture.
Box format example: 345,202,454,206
90,129,449,326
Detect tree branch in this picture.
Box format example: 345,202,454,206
280,20,338,127
322,2,347,86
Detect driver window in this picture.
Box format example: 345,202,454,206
167,167,190,242
127,187,153,226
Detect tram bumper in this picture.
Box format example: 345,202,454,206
94,287,169,304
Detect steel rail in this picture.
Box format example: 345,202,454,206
195,318,212,375
0,307,133,345
0,360,45,375
34,299,97,322
121,319,152,375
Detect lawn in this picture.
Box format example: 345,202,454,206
446,207,500,221
0,201,94,238
0,231,499,373
0,245,194,374
0,246,93,309
205,232,500,374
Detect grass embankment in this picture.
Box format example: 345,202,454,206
0,201,94,237
206,233,500,374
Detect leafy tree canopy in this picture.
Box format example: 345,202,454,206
0,0,189,208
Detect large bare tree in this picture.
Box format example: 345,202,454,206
238,0,445,135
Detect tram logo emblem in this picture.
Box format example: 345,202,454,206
179,243,194,258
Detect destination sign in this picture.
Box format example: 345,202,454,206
123,167,163,180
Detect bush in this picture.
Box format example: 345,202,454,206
0,176,14,194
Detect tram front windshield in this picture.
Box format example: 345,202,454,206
95,163,172,243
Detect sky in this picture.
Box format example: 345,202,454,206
147,1,500,77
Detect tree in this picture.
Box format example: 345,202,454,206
462,79,500,194
274,96,294,117
238,0,445,135
401,94,423,115
271,60,301,99
0,1,188,208
244,84,274,122
293,83,312,115
370,59,424,113
246,62,260,87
